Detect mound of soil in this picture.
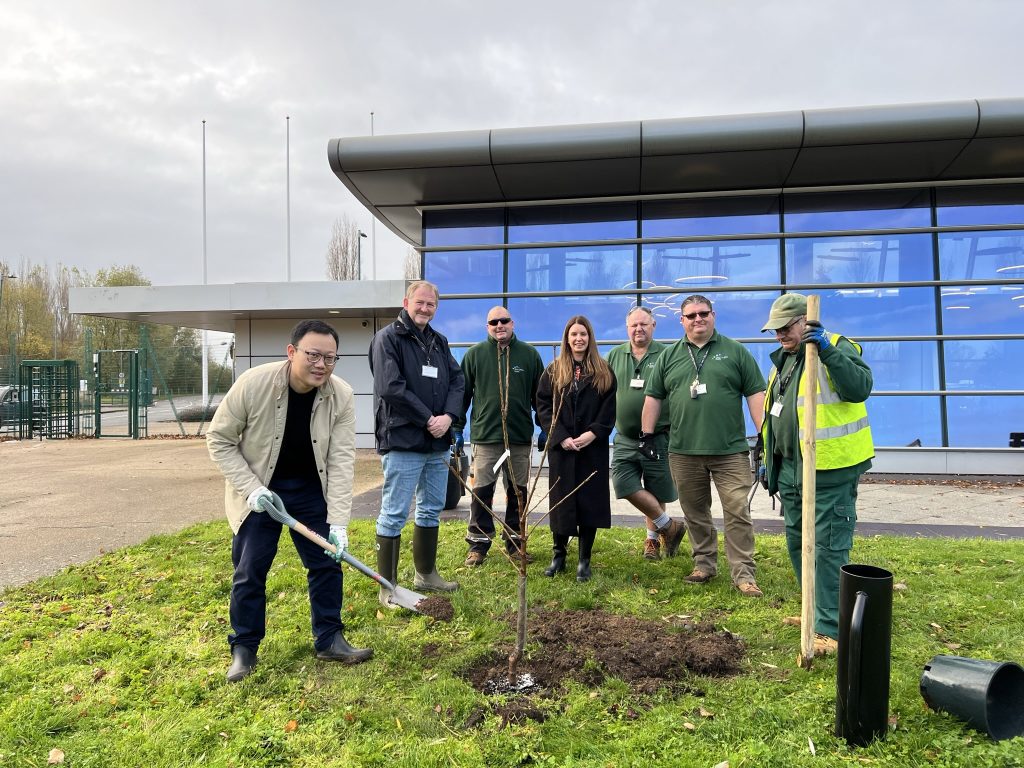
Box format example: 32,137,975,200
416,595,454,621
463,608,745,698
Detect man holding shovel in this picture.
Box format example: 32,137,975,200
208,320,373,683
759,294,874,655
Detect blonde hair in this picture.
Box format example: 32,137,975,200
405,280,439,300
550,315,613,393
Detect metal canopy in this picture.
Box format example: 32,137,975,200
327,98,1024,246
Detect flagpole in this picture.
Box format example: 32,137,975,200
370,111,376,280
202,120,209,409
286,115,291,282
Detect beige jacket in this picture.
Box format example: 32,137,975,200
207,360,356,534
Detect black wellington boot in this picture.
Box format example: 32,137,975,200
316,631,374,664
412,525,458,592
544,534,569,577
577,527,596,582
226,644,257,683
376,534,401,608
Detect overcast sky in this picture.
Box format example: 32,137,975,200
1,0,1021,288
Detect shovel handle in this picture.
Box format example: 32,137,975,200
256,497,398,592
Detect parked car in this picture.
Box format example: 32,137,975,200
0,385,18,428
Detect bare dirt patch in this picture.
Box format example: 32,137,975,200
462,608,745,700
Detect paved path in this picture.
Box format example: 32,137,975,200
1,438,1022,591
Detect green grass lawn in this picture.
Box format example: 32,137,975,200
1,522,1022,767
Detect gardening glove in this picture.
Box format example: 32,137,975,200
637,431,660,461
246,485,274,513
453,430,465,454
326,525,348,562
801,320,832,352
754,433,764,462
536,430,547,451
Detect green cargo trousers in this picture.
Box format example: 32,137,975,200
776,459,859,640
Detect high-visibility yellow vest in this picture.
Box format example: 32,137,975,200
764,334,874,469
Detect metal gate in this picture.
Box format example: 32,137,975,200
17,360,80,439
93,350,144,438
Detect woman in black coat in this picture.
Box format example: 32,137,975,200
536,315,616,582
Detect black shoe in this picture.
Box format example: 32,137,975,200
576,559,591,582
544,554,566,577
316,632,374,665
226,645,257,683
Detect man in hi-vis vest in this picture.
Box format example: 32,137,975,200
760,294,874,656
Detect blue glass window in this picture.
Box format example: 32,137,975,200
867,396,942,447
508,203,636,243
946,395,1024,447
785,234,933,283
944,340,1024,391
861,341,939,392
940,285,1024,335
769,287,935,338
938,232,1024,280
643,240,780,290
642,197,780,237
426,298,497,345
424,250,503,294
507,295,637,343
508,245,636,293
936,185,1024,227
784,189,931,232
423,209,504,246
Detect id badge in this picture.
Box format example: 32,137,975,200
689,383,699,399
629,378,645,389
770,402,784,417
422,364,438,379
694,383,708,396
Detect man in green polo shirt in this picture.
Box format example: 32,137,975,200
606,306,686,561
641,294,766,597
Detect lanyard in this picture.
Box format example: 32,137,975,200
776,353,800,398
685,342,711,383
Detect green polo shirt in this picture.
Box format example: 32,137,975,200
606,341,671,439
646,330,765,455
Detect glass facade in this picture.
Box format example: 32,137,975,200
421,184,1024,449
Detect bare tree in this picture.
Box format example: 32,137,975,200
404,247,421,280
325,214,362,280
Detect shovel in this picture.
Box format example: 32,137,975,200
255,495,427,613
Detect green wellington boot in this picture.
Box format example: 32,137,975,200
412,525,458,592
375,534,401,608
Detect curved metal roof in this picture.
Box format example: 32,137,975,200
328,98,1024,246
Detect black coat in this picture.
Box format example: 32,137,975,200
369,310,465,453
536,364,616,534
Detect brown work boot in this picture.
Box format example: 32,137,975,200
643,538,661,561
813,634,838,656
782,616,801,627
684,568,714,584
736,581,763,598
464,551,486,567
657,518,687,558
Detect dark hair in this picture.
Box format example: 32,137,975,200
290,320,339,347
680,294,713,311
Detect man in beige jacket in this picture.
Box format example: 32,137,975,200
208,320,372,682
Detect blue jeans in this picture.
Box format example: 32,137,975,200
228,478,343,653
376,449,449,537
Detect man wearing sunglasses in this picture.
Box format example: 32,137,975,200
641,295,766,597
370,280,465,603
454,306,544,567
208,320,372,683
759,293,874,656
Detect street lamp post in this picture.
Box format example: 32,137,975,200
357,230,368,280
0,273,17,317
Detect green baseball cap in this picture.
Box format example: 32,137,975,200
761,294,808,332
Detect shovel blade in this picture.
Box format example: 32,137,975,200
386,584,428,612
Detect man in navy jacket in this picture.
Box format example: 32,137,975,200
370,280,465,605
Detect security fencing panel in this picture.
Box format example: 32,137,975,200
17,360,80,440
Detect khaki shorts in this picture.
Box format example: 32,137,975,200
610,432,678,502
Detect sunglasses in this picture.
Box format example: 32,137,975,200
487,317,512,326
682,310,712,321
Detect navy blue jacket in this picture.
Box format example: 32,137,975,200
369,310,465,453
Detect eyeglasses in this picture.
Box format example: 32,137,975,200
682,310,712,321
297,348,338,366
487,317,512,326
774,318,803,335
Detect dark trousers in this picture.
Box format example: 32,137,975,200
228,478,343,653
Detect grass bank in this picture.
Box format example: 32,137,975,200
1,522,1021,767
